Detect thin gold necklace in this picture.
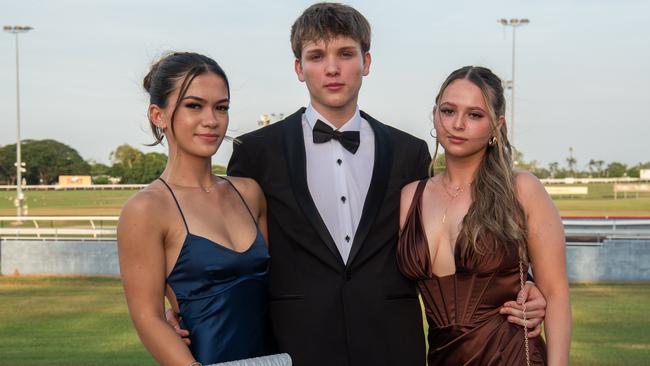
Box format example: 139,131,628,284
439,175,471,223
168,176,216,193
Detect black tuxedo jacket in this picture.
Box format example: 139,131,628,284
228,108,430,366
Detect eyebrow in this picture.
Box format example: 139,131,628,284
440,102,487,114
182,95,229,104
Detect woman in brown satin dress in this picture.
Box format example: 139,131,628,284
397,66,571,365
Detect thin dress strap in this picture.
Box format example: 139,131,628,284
397,178,432,279
406,179,429,221
217,176,259,226
157,177,190,233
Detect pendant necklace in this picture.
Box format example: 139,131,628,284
169,176,216,193
201,180,216,193
440,177,471,224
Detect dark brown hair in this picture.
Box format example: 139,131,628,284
290,2,371,59
143,52,230,146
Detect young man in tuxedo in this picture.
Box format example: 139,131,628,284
170,3,547,365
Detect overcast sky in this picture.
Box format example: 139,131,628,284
1,0,649,169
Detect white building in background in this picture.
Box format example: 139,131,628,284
641,169,650,180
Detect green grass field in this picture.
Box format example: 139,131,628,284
550,183,650,216
0,277,648,365
0,190,136,216
570,284,650,365
0,277,154,365
1,183,649,217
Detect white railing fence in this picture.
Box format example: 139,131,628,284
0,216,118,239
0,184,145,191
1,216,650,241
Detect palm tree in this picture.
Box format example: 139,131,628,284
549,162,560,178
587,159,597,177
566,147,577,177
595,160,605,177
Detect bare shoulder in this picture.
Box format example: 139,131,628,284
514,170,551,209
401,178,431,210
223,176,263,199
514,170,545,195
399,179,427,228
119,182,171,233
401,179,422,201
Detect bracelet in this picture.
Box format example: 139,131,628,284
189,362,202,366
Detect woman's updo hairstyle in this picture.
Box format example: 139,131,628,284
143,52,230,145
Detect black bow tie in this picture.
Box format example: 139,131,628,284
312,120,360,154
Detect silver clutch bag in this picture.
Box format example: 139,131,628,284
210,353,292,366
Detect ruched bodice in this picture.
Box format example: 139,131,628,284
398,179,546,365
160,177,274,365
420,251,519,329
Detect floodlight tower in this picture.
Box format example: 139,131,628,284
3,25,34,217
497,18,529,149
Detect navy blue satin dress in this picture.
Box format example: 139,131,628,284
159,178,274,364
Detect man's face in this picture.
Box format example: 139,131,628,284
295,36,371,116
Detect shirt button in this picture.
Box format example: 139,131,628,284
345,235,351,242
341,196,346,203
337,159,342,165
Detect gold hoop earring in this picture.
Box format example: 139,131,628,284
488,136,497,146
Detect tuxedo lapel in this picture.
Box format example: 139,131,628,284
347,111,393,266
346,111,394,267
283,108,345,266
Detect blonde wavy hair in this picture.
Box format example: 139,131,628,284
432,66,529,263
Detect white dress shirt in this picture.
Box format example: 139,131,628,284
302,104,375,264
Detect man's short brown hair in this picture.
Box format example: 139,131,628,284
290,2,371,59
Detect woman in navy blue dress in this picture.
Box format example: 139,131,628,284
118,52,274,365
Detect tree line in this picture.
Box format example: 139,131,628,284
513,151,649,179
0,139,646,185
426,151,648,180
0,139,225,185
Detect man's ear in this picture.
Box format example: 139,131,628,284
362,52,371,77
294,58,305,82
148,104,167,129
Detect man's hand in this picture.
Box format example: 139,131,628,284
165,309,191,345
500,282,547,338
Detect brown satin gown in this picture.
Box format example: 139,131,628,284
398,179,547,365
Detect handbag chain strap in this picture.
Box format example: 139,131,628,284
519,259,531,366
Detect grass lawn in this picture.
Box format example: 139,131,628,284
554,197,650,217
0,277,154,365
0,190,138,216
2,183,650,217
0,277,648,365
569,284,650,365
548,183,650,216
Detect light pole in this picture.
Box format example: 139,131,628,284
3,25,33,217
497,18,529,149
